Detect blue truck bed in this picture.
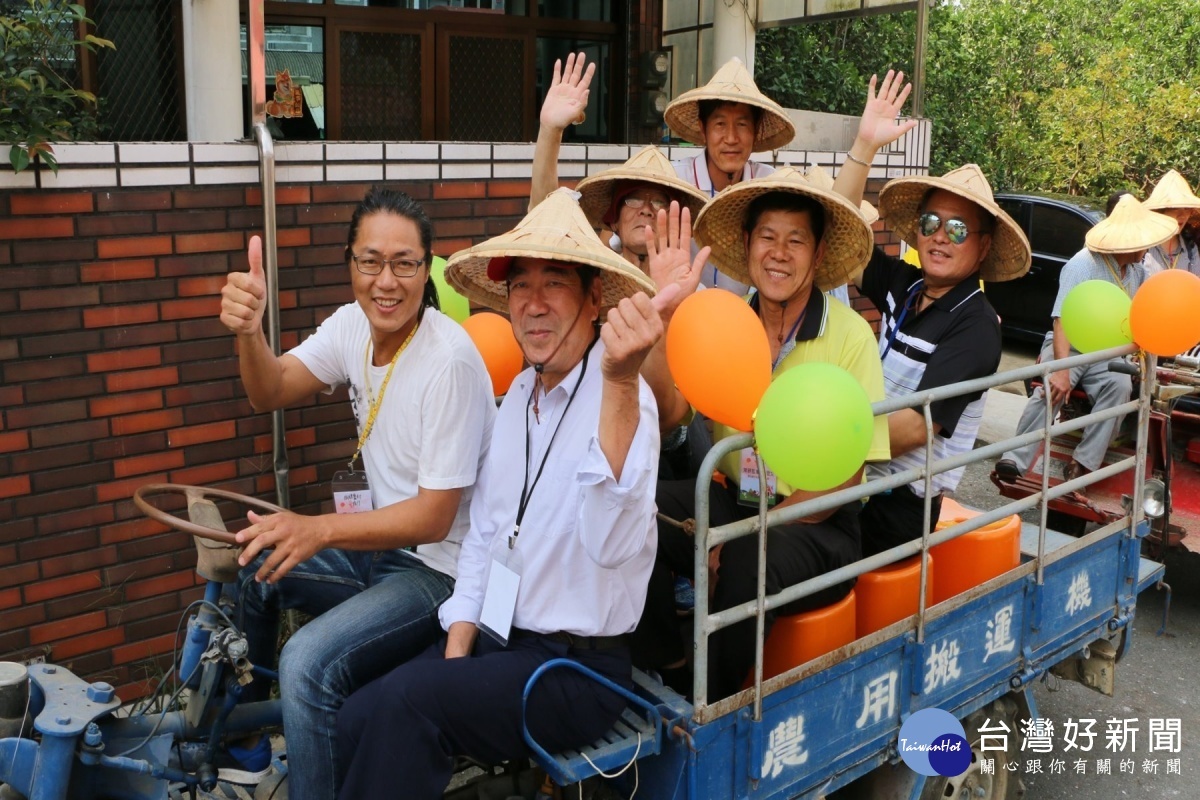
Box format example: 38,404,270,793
533,518,1164,800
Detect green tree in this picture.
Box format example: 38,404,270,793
756,12,915,116
937,0,1200,194
1,0,114,173
758,0,1200,196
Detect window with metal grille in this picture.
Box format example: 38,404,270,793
446,35,524,142
340,30,423,140
90,0,186,141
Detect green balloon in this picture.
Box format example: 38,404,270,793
754,363,875,492
431,255,470,323
1060,279,1132,353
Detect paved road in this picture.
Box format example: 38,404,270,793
951,343,1200,799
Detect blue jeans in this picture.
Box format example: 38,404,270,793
239,549,454,800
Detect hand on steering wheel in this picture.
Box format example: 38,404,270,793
134,483,283,545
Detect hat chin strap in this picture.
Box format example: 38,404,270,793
529,303,591,380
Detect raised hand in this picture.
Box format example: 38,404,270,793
600,285,680,384
540,52,595,132
645,201,712,319
855,70,919,151
220,234,267,336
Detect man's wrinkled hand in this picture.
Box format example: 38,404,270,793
645,202,710,320
854,70,919,152
1047,370,1073,407
600,288,678,383
540,52,594,132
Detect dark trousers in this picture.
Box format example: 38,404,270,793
630,478,860,700
336,633,630,800
859,485,943,559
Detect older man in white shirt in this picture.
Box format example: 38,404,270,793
335,189,707,799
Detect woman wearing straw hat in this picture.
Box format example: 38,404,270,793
631,167,891,700
832,71,1032,558
336,189,703,799
1143,169,1200,276
998,196,1177,486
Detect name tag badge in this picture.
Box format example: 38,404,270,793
332,470,373,514
738,447,778,508
480,547,524,647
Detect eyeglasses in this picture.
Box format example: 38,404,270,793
622,195,670,212
917,212,976,245
351,253,425,278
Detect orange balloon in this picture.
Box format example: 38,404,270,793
1130,269,1200,357
665,288,772,431
462,312,525,396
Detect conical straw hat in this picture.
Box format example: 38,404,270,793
1144,169,1200,211
664,57,796,152
879,164,1031,282
1085,194,1177,254
692,166,874,291
804,165,879,225
575,146,709,227
444,188,655,315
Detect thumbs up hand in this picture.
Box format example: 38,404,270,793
221,235,268,336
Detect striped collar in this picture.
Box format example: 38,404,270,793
903,271,984,316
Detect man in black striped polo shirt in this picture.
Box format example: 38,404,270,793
831,72,1032,557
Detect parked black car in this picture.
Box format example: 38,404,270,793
985,193,1105,343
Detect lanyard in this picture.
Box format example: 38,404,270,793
881,281,924,360
511,339,595,548
350,322,419,471
1156,244,1181,271
1102,255,1132,298
694,157,724,287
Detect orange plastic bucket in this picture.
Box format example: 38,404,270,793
760,590,857,680
931,508,1021,603
856,555,935,635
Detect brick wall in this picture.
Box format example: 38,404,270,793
0,178,536,700
0,142,914,701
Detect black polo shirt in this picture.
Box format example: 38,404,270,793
860,247,1002,438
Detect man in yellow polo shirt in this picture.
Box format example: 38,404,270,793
631,168,890,700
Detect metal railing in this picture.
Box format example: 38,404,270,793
690,344,1152,720
249,0,290,509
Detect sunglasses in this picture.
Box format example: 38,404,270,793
918,212,975,245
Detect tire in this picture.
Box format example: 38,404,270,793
919,698,1026,800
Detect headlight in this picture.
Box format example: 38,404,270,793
1142,478,1166,519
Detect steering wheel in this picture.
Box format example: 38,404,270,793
133,483,284,545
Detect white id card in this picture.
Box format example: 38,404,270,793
332,470,373,514
479,548,523,646
737,447,778,508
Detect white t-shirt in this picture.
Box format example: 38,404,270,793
289,304,496,578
